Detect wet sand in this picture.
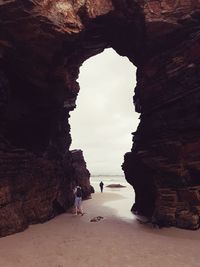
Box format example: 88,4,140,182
0,192,200,267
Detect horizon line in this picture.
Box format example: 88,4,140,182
91,174,124,176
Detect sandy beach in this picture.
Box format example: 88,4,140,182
0,191,200,267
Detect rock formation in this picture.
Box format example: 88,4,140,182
0,0,200,235
123,1,200,230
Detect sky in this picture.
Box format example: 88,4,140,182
69,48,140,175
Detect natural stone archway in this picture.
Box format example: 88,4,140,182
0,0,200,236
70,48,138,175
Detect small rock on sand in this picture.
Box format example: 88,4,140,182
106,184,126,188
90,216,104,222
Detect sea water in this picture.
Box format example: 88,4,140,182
90,175,136,221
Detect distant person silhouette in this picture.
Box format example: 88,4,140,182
99,181,104,193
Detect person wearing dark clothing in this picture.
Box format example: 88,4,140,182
73,185,83,215
99,181,104,193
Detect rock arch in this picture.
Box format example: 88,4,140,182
0,0,200,235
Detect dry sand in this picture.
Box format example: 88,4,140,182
0,192,200,267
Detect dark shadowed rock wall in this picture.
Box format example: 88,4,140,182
71,149,94,198
0,0,200,235
123,1,200,229
0,148,91,237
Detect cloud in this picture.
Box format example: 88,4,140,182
70,48,140,175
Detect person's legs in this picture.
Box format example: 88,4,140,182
74,197,78,215
77,198,83,215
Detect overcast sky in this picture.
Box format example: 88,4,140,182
69,48,140,175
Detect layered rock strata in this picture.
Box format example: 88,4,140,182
0,148,91,237
0,0,200,235
123,1,200,229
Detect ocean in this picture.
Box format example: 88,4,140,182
90,175,136,221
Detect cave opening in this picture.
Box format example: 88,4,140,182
0,0,200,237
70,48,140,197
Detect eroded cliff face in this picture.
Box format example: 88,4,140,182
0,0,200,235
123,1,200,229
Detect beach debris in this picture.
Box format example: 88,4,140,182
106,184,126,188
90,216,104,222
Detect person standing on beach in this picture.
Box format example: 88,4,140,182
99,181,104,193
73,185,84,215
